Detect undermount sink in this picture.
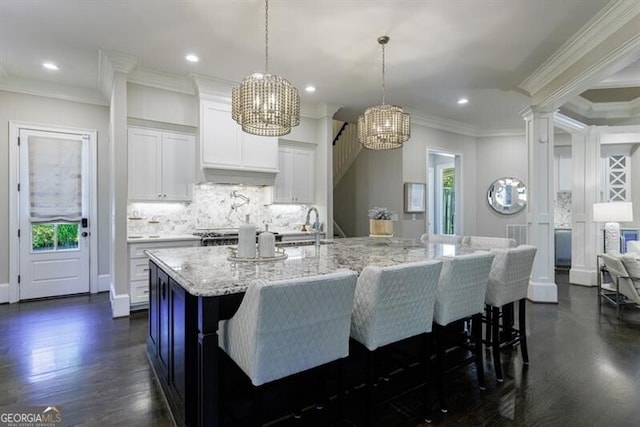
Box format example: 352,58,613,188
276,239,335,247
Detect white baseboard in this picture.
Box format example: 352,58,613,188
569,268,597,287
0,283,8,303
527,281,558,303
110,283,130,318
98,274,111,292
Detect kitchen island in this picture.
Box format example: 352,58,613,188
145,237,473,426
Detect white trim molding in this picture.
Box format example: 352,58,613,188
128,68,195,95
9,121,99,303
527,281,559,303
0,283,9,303
519,0,640,95
570,268,597,287
110,283,130,318
99,274,111,293
98,49,140,100
0,76,108,106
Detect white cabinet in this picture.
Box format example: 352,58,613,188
273,144,315,203
200,100,278,173
128,238,200,307
128,128,195,201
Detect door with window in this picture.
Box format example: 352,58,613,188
18,129,90,299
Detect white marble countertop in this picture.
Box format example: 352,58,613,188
146,237,476,297
127,234,201,243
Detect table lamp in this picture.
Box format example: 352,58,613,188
593,202,633,253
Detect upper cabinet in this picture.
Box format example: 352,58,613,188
273,143,315,204
128,128,195,202
200,100,278,185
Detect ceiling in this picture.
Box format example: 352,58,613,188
1,0,634,132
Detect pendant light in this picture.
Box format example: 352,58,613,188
358,36,410,150
232,0,300,137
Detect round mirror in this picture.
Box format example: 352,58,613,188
487,177,527,215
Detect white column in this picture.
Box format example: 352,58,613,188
109,72,130,317
569,127,599,285
524,109,558,303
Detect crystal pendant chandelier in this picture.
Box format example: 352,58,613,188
358,36,410,150
232,0,300,137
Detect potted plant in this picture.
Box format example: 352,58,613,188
368,207,394,236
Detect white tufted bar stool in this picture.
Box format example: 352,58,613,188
462,236,516,248
218,269,358,426
350,260,443,425
484,245,537,383
432,252,495,413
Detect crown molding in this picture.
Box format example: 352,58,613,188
128,68,195,95
563,95,640,119
408,109,526,138
191,73,235,102
0,76,108,106
519,0,640,96
553,112,587,133
409,111,479,137
98,49,140,100
475,128,526,138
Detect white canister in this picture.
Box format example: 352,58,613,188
237,214,256,258
258,225,275,258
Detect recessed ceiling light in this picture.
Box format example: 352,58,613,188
185,54,199,63
42,62,59,71
305,85,316,93
457,98,469,105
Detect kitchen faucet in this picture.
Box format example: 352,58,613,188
305,207,321,249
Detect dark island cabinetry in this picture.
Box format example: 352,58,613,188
147,261,197,426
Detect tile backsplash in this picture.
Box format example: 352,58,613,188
128,184,310,236
555,191,572,228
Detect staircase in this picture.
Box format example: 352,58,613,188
332,120,361,188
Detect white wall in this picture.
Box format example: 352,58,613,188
0,91,110,284
475,134,528,237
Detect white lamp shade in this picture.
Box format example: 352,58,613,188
593,202,633,222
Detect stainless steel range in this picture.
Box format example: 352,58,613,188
193,229,282,246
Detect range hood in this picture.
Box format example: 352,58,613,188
201,166,277,186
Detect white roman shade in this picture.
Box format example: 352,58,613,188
28,136,83,222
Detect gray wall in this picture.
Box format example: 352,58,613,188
334,147,403,237
402,123,478,237
334,122,480,239
475,134,528,237
0,91,110,284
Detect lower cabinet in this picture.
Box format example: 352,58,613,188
129,238,199,308
148,261,197,425
147,261,246,426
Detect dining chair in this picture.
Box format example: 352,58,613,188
432,252,495,413
218,269,358,425
419,234,464,244
484,245,537,383
350,260,443,425
599,253,640,318
462,236,516,248
626,241,640,255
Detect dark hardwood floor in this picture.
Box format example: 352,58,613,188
1,272,639,426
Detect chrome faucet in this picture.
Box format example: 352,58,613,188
305,207,321,249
